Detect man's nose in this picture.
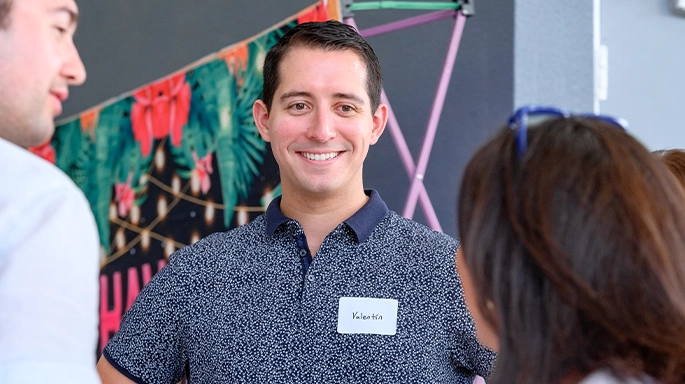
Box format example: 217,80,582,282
62,40,87,86
307,109,336,142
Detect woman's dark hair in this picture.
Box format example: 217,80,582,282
654,149,685,192
458,117,685,384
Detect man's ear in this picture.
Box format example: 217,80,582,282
369,103,388,145
253,100,271,142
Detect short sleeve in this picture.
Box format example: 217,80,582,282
444,244,497,379
103,258,188,384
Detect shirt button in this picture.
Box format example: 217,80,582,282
307,274,314,282
299,249,307,257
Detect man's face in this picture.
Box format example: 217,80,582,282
254,47,387,200
0,0,86,148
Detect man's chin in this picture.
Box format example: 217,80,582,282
22,125,56,149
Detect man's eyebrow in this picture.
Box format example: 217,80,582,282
279,91,313,102
52,6,79,26
333,92,365,105
278,91,365,105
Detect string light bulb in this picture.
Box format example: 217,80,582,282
205,202,215,224
157,196,168,219
155,147,165,172
164,239,175,258
141,230,150,251
172,175,181,195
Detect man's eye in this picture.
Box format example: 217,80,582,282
292,103,306,110
340,105,354,112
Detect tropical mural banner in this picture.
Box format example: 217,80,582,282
33,0,340,352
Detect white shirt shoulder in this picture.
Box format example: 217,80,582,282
0,137,101,383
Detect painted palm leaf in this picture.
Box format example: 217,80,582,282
185,55,266,228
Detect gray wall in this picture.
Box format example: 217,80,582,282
600,0,685,150
64,1,594,237
514,0,595,111
65,1,318,115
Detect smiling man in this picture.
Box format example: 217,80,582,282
98,20,494,383
0,0,100,382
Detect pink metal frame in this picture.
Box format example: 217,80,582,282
344,9,468,232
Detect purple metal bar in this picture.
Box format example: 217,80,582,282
345,17,443,231
402,10,466,219
381,90,443,232
357,9,457,39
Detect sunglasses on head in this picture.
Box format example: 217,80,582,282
508,105,629,158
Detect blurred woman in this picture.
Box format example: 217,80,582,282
457,106,685,384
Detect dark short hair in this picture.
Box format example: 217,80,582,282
458,117,685,383
0,0,12,29
654,149,685,192
261,20,383,113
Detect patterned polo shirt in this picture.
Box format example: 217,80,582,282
104,190,495,383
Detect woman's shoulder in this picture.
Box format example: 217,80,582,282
580,369,657,384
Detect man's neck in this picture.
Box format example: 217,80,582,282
279,188,369,256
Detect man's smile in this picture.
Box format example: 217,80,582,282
299,151,341,161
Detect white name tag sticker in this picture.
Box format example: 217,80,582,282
337,297,398,335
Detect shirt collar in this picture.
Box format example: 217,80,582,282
265,189,388,243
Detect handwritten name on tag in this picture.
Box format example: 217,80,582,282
337,297,398,335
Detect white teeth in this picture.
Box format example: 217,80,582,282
302,152,340,161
